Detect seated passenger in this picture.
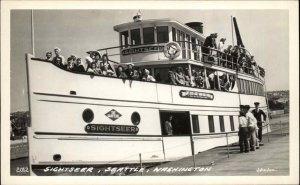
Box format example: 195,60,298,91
87,62,100,75
45,52,52,62
184,68,191,86
116,65,127,79
94,51,102,71
142,69,156,82
100,54,116,75
72,58,85,73
195,70,205,88
190,69,196,87
132,66,140,80
66,56,74,71
168,67,177,85
220,74,230,91
52,47,65,67
85,51,95,72
208,71,217,90
175,67,185,86
125,63,134,79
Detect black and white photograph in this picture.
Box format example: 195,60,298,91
1,1,299,184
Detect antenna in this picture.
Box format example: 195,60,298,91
31,9,35,56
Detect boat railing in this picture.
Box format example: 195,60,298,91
96,41,263,78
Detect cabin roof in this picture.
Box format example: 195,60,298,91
113,18,206,39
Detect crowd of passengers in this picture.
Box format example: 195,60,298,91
45,47,235,92
202,33,261,77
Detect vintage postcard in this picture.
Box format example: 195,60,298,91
1,1,299,185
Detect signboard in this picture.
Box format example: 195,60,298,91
85,124,139,134
179,90,214,100
121,45,164,55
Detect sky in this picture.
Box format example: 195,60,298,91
10,9,289,112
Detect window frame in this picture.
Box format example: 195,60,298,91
156,26,169,44
130,28,141,46
219,116,225,132
208,115,215,133
229,116,235,131
142,27,155,45
191,115,200,134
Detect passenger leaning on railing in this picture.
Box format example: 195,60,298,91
175,67,185,86
141,69,156,82
45,51,52,62
168,67,177,85
85,51,95,72
72,58,85,73
116,65,127,79
184,68,191,86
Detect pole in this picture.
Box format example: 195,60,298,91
231,16,235,46
31,10,35,56
266,123,270,142
226,133,229,158
139,153,143,176
192,140,196,168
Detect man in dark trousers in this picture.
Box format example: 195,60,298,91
251,102,267,145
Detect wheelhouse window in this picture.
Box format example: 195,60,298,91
191,115,200,133
157,26,169,43
120,31,129,48
186,34,191,59
172,27,176,41
208,115,215,133
130,28,141,46
143,27,155,44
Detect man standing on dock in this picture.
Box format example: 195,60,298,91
252,102,267,145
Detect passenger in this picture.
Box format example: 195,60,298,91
251,102,267,146
244,105,259,151
218,38,226,52
239,105,250,153
168,67,177,85
231,46,239,68
184,68,191,86
190,69,196,87
132,66,140,80
220,74,230,91
52,47,65,67
72,58,85,73
164,115,173,135
86,62,100,75
85,51,95,72
202,33,217,55
66,56,74,71
125,63,134,79
175,67,185,85
116,65,128,79
194,70,204,88
229,75,236,91
101,54,116,75
155,72,162,82
208,71,217,90
45,52,52,62
94,51,102,72
142,69,156,82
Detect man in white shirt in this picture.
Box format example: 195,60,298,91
239,105,250,153
244,105,259,151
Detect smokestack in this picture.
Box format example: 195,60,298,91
185,22,203,34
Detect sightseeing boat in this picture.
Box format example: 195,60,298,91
26,15,270,175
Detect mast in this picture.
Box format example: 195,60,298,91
231,16,235,46
232,17,244,47
31,10,35,56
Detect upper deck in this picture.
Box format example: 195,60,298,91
99,18,265,82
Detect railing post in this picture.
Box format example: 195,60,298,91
226,133,229,158
139,153,143,176
266,123,270,143
280,121,283,136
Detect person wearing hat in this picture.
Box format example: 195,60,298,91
251,102,267,145
244,105,259,151
239,105,250,153
45,52,52,62
52,47,65,67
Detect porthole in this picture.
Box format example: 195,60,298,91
53,154,61,161
82,108,94,123
131,112,141,125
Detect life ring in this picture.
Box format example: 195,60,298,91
164,42,181,60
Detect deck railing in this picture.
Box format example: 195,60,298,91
96,41,263,78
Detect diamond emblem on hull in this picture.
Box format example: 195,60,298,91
105,109,122,121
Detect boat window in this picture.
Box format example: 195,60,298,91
191,115,200,133
130,28,141,46
208,115,215,133
230,116,235,131
172,27,176,41
160,111,191,136
219,116,225,132
120,31,129,48
157,26,169,43
143,27,155,44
